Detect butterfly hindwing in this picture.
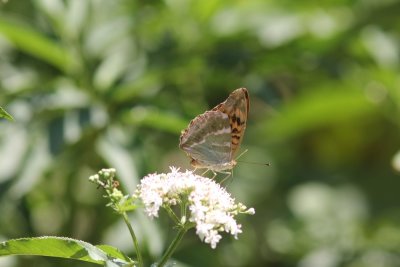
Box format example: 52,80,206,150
180,111,232,169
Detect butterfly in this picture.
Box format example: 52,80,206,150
179,88,249,173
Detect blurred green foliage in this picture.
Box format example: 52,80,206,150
0,106,13,120
1,0,400,266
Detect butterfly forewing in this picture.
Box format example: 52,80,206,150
212,88,249,158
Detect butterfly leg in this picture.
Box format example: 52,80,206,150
200,169,217,179
219,171,232,184
201,169,209,176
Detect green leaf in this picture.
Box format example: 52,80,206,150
0,107,13,121
110,74,161,103
264,88,377,141
0,18,70,72
124,106,188,134
96,245,132,263
0,237,133,266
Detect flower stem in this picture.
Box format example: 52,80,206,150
157,225,188,267
164,206,180,225
122,212,143,267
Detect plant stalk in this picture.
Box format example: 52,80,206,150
157,225,188,267
122,212,143,267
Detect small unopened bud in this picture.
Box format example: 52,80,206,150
181,216,187,224
88,174,99,183
246,208,255,215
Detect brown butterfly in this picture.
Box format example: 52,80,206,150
179,88,249,172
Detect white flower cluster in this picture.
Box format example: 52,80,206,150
136,167,255,249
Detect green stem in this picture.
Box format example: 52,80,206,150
122,212,143,267
180,201,186,218
157,225,188,267
164,206,180,225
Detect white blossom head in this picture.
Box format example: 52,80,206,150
136,167,255,249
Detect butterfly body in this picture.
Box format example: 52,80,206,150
179,88,249,172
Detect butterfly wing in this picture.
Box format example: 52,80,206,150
179,110,232,169
212,88,249,158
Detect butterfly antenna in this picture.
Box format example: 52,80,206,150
235,149,249,160
236,149,270,166
237,160,271,166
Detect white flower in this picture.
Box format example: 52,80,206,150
136,167,254,249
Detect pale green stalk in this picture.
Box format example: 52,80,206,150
122,212,143,267
157,225,188,267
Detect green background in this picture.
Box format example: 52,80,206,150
1,0,400,266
